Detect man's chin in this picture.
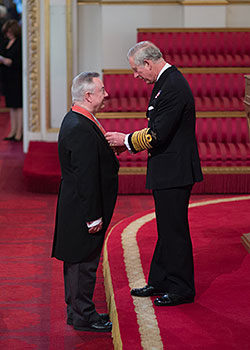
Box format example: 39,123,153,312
98,102,105,111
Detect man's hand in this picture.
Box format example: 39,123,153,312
87,218,103,234
105,132,126,147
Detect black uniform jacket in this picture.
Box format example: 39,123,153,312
52,110,119,263
145,66,203,189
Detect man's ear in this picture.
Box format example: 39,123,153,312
144,59,152,70
85,91,92,103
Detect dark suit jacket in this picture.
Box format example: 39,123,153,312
52,110,119,263
145,66,203,189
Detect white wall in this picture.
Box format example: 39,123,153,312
183,5,227,27
227,4,250,27
22,0,250,151
77,4,103,73
78,2,250,72
78,4,183,71
49,3,68,129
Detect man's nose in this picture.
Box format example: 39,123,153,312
105,90,108,97
134,72,139,79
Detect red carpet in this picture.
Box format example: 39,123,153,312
0,112,115,349
104,196,250,350
1,111,250,349
0,111,156,348
0,192,155,349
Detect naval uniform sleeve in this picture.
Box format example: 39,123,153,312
127,128,157,153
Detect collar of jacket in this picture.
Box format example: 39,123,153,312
155,65,177,87
149,65,178,103
71,104,106,135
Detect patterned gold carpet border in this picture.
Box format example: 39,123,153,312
104,195,250,349
103,222,123,350
122,213,163,350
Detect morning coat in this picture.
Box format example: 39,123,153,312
52,109,119,263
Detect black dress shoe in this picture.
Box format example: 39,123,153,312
154,293,194,306
131,285,165,297
67,313,109,326
73,318,112,332
3,136,15,141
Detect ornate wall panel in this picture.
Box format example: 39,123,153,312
26,0,40,132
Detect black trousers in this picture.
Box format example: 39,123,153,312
64,252,102,324
148,185,195,297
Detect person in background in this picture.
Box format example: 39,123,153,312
106,41,203,307
52,72,119,332
0,4,7,37
0,3,7,96
3,0,20,21
0,19,22,141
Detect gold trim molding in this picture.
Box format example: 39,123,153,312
97,112,147,119
103,67,250,74
78,0,250,5
181,0,228,5
202,166,250,174
97,111,245,119
78,1,181,5
45,0,50,131
67,0,73,111
26,0,40,132
138,27,250,32
119,166,250,175
228,1,250,3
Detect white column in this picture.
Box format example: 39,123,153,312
23,0,74,152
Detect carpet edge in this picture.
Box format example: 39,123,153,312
103,223,123,350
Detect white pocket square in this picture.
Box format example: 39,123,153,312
148,106,154,111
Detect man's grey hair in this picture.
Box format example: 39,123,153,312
127,41,163,66
71,72,100,103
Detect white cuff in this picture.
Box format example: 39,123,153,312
87,217,102,228
124,134,132,152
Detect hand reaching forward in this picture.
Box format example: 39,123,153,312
105,132,126,147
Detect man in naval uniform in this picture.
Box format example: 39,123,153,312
106,41,203,306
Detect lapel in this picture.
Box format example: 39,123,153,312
71,109,119,166
149,65,177,105
72,105,106,134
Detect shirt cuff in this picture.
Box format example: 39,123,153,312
124,134,132,152
87,217,102,228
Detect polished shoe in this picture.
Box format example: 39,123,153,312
73,318,112,332
67,313,109,326
3,135,15,141
154,293,194,306
131,285,165,297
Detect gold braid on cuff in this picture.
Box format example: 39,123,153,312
131,128,153,152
